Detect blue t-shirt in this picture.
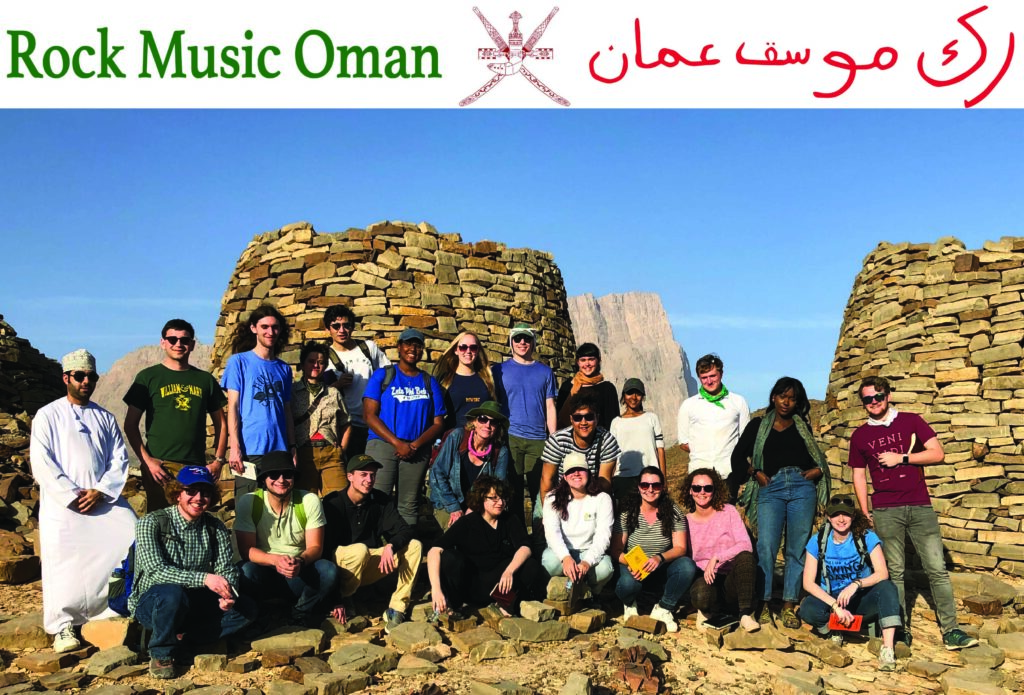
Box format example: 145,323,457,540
806,529,881,594
221,351,292,458
496,359,557,440
364,367,446,442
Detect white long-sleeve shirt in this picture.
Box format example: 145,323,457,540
542,491,614,567
676,392,750,479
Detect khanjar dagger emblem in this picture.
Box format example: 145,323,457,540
460,6,570,107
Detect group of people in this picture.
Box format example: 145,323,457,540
28,306,978,680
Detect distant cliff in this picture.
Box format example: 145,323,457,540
567,293,694,444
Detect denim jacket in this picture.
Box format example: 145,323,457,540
428,428,510,513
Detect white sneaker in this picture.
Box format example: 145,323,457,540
53,625,80,654
622,603,639,622
650,605,679,633
739,614,761,633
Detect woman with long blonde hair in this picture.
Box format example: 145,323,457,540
431,331,497,427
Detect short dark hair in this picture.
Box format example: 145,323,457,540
695,353,723,375
162,319,195,339
858,376,890,396
465,475,511,514
299,341,329,366
575,343,601,360
768,376,810,419
323,305,357,328
566,390,601,419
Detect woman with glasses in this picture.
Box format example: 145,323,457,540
683,467,760,632
364,328,446,527
732,377,830,628
431,331,497,428
541,458,615,598
427,476,548,618
609,467,696,632
798,495,900,672
429,402,511,529
609,377,666,501
292,342,350,497
539,392,620,504
555,343,619,429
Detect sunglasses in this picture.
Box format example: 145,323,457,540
330,322,354,331
476,415,497,425
68,371,99,383
511,335,533,344
861,393,886,405
639,481,664,491
829,496,855,508
571,412,596,423
456,344,480,353
266,470,296,481
691,484,715,493
182,487,212,499
163,336,194,346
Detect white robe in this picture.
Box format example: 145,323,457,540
30,397,137,633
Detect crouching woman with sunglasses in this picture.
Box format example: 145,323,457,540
798,495,901,672
428,402,511,529
427,476,548,618
609,467,697,632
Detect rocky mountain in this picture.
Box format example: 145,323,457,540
567,293,696,445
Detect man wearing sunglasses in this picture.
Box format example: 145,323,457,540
849,376,977,651
234,452,338,628
493,322,557,525
539,393,620,504
322,306,390,458
31,349,137,654
124,319,228,512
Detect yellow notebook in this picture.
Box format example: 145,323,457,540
624,546,651,581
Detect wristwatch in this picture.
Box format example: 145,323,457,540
902,454,909,465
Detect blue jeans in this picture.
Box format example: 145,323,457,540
755,467,817,602
135,584,257,660
240,559,340,627
872,504,959,634
797,580,902,635
541,548,615,595
614,556,697,610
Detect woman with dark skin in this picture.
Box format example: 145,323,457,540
363,328,446,527
732,377,830,628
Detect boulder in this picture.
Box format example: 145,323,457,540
963,595,1003,616
294,657,331,674
558,673,591,695
81,618,138,650
193,654,227,671
225,656,259,673
568,609,606,634
0,556,39,584
0,613,48,648
498,617,570,642
519,601,557,623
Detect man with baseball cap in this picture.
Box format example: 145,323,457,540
234,452,338,628
132,466,255,679
31,349,137,653
322,454,422,634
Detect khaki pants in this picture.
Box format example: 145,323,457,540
335,540,422,614
296,444,348,496
141,460,188,512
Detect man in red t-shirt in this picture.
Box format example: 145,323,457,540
848,376,977,651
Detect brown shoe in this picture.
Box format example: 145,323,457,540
781,607,801,629
149,658,175,680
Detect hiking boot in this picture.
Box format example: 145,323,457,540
739,614,760,633
780,607,801,629
622,603,639,622
53,625,80,654
877,646,896,672
149,658,175,679
943,628,979,651
382,608,405,634
650,605,678,633
759,604,773,625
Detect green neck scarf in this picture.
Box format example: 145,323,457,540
699,385,729,408
304,380,324,399
738,409,832,531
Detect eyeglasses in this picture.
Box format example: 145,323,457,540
639,482,664,491
861,393,886,405
330,322,354,331
457,344,480,353
266,471,296,481
511,335,533,344
691,484,715,493
182,487,212,499
163,336,194,346
485,495,507,502
570,412,596,423
68,371,99,383
476,415,497,425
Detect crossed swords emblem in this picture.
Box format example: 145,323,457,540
460,6,570,107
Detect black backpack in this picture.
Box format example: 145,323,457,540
816,522,872,594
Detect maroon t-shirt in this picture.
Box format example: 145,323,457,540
848,411,936,509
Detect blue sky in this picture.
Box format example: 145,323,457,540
2,109,1022,403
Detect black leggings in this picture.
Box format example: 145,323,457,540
438,548,548,611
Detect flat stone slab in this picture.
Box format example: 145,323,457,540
304,671,370,695
940,670,1005,695
906,660,950,679
86,685,134,695
567,609,605,634
451,626,502,653
265,682,316,695
469,681,535,695
471,639,523,662
773,671,824,695
623,615,665,635
793,639,852,667
558,673,591,695
38,669,89,691
327,643,398,675
188,687,237,695
963,595,1003,616
519,601,557,622
0,613,48,649
295,656,331,674
950,572,1017,605
958,643,1005,668
385,621,442,652
763,649,812,671
723,625,790,651
193,654,227,671
99,663,148,681
85,645,138,676
252,628,326,655
821,674,864,693
989,632,1024,659
395,654,440,675
498,617,569,642
15,650,76,673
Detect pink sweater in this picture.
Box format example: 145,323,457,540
686,504,753,571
